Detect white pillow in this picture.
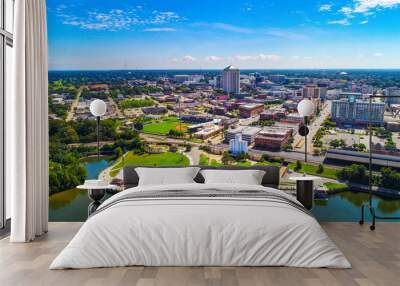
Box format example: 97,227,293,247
136,167,200,186
200,169,266,185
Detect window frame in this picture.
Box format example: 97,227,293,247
0,0,13,230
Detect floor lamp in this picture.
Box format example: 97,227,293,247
90,99,107,160
297,99,315,163
359,92,400,230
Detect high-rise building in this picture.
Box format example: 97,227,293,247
331,97,385,126
302,85,320,99
215,75,222,89
229,134,248,156
385,87,400,105
222,65,240,94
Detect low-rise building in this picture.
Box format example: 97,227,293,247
260,108,286,121
181,114,213,123
194,125,223,139
239,103,265,118
254,127,293,150
225,126,262,144
282,113,304,124
141,106,167,115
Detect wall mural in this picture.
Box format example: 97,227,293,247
46,1,400,222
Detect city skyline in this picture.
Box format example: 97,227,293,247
47,0,400,70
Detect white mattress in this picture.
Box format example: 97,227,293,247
50,183,351,269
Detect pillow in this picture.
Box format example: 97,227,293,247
200,169,266,185
135,167,200,186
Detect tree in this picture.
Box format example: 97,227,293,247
385,139,397,151
168,129,184,138
330,139,346,148
222,151,234,165
185,144,192,152
134,122,144,131
295,160,302,171
261,154,271,162
352,143,366,152
337,164,368,184
316,164,324,174
313,149,321,156
115,146,123,159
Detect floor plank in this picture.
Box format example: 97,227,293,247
0,222,399,286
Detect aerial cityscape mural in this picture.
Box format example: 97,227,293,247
46,0,400,221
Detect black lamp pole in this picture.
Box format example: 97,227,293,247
359,92,400,230
96,116,100,160
304,116,308,163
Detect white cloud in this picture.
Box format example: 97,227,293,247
143,27,176,32
235,55,255,61
373,52,384,57
182,55,197,62
257,54,281,61
353,0,400,13
319,4,333,12
328,18,351,25
204,56,222,61
235,54,281,61
340,6,354,17
52,5,184,31
326,1,400,26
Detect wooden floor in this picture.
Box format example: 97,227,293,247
0,222,399,286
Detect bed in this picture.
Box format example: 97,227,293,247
50,166,351,269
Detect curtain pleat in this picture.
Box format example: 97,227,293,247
10,0,48,242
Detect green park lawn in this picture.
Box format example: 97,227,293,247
142,117,188,135
109,152,190,177
324,182,349,191
288,162,338,180
199,154,210,165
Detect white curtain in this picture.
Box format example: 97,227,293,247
8,0,49,242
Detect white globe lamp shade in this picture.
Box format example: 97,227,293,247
90,99,107,117
297,99,315,117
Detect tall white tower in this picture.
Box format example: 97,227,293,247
222,65,240,94
229,133,248,156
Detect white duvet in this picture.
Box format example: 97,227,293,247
50,183,351,269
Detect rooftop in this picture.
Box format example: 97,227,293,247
223,65,239,71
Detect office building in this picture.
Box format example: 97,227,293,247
194,125,223,139
260,108,286,121
340,92,363,101
229,134,248,156
225,126,261,144
270,74,287,84
331,98,385,126
174,75,191,83
303,85,320,99
222,65,240,94
385,87,400,105
254,127,293,150
239,103,265,118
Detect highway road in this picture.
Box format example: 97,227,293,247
294,101,331,154
66,86,85,122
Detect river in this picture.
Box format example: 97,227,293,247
49,159,400,222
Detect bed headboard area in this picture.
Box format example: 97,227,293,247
123,165,280,189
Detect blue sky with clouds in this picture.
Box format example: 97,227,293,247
47,0,400,70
